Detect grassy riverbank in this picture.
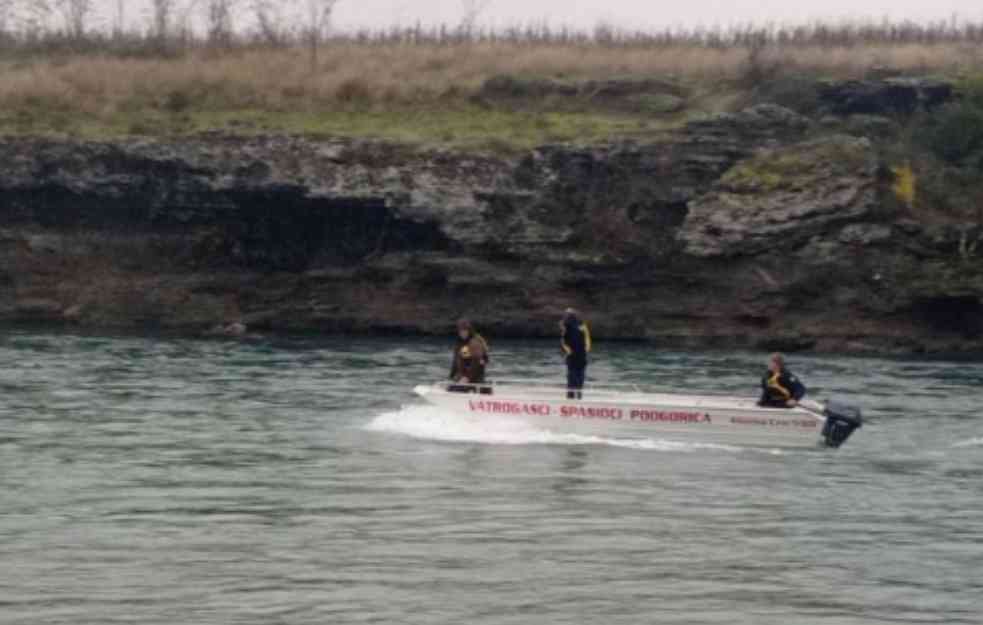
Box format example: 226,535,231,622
1,37,983,147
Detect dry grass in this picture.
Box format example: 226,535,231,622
7,43,983,113
1,38,983,145
0,44,738,115
2,41,982,116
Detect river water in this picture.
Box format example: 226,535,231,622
0,330,981,625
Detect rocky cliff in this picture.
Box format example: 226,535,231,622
2,80,982,353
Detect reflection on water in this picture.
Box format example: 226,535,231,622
0,330,981,625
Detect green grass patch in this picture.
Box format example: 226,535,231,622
0,105,684,152
721,136,872,192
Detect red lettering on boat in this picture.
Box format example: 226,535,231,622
629,409,707,423
469,400,552,416
560,405,622,419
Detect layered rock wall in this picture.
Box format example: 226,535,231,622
1,101,981,353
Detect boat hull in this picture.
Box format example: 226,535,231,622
413,384,830,449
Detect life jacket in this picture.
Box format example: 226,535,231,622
761,369,806,405
562,317,591,366
452,333,489,383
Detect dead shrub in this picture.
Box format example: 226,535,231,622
335,78,372,104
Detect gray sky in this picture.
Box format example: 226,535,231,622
22,1,983,34
339,0,983,31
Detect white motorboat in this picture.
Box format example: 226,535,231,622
413,380,862,449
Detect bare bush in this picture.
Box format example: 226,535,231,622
150,0,174,40
459,0,491,38
15,0,94,40
252,0,289,46
0,0,15,36
19,1,53,35
304,0,339,69
205,0,240,46
55,0,93,39
111,0,124,36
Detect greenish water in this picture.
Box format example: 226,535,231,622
1,331,981,624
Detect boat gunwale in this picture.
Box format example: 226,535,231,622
417,381,826,420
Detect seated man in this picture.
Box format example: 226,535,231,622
758,352,806,408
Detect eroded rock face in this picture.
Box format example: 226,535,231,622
0,101,981,353
680,136,878,257
818,78,955,116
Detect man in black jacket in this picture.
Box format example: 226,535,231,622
758,353,807,408
561,309,591,399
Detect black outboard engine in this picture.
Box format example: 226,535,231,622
822,399,863,448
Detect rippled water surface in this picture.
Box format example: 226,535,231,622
1,331,981,624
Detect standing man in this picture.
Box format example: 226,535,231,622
758,353,807,408
561,308,591,399
449,318,490,393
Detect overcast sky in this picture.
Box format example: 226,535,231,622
26,1,983,33
338,0,983,31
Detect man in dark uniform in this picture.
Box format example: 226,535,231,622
561,308,591,399
449,318,490,393
758,352,807,408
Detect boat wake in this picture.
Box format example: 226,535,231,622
952,437,983,448
365,404,779,454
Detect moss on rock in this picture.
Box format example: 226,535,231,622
720,135,873,193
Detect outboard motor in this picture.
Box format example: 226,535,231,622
822,399,863,448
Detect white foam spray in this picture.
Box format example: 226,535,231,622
365,404,777,454
952,437,983,448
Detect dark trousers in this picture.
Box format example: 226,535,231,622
449,382,492,395
758,396,791,408
566,365,586,399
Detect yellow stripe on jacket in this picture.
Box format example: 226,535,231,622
768,371,791,400
561,324,590,355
